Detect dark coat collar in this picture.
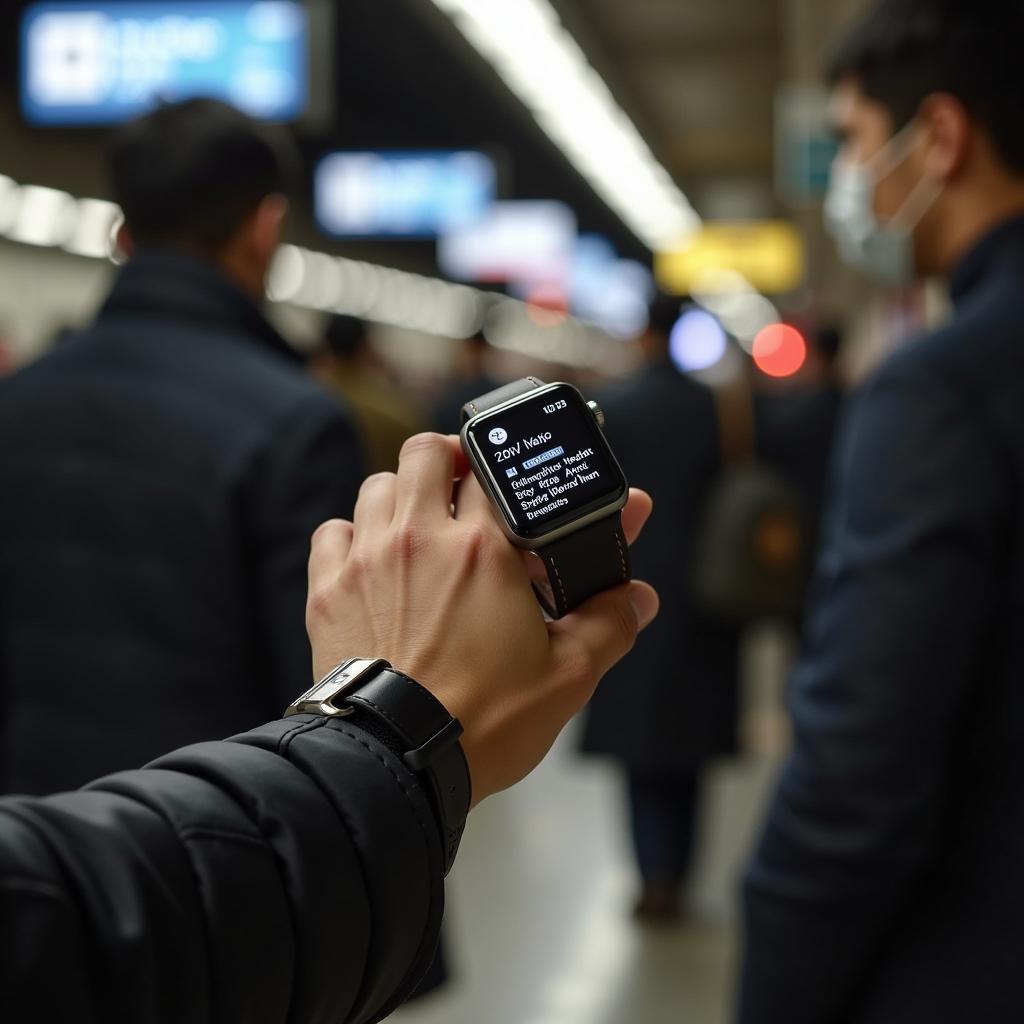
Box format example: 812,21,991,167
950,213,1024,307
97,249,300,363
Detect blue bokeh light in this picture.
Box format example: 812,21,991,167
669,307,728,373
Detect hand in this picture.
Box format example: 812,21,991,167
306,433,658,805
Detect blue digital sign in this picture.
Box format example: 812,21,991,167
21,2,308,125
315,151,497,239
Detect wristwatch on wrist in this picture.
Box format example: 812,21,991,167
285,658,471,874
461,377,630,618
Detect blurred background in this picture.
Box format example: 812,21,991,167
0,1,948,1021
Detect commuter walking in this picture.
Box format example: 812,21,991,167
433,329,504,433
312,314,431,474
755,325,847,581
581,293,742,920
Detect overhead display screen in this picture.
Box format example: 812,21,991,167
438,200,577,285
21,1,309,125
314,151,497,239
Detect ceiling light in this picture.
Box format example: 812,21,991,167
429,0,700,250
8,185,77,247
64,198,121,259
0,171,608,364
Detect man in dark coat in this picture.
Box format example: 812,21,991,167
740,2,1024,1020
581,293,741,919
0,435,660,1023
0,99,362,795
755,325,846,571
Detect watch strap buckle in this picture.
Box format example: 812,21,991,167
284,658,391,718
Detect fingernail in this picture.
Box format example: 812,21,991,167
629,582,659,630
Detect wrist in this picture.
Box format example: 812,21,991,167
286,658,471,873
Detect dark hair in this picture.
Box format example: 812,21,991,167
108,98,299,249
324,315,368,359
827,0,1024,174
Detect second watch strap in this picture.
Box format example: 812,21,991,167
533,511,631,618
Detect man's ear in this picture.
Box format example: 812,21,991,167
919,92,972,184
112,220,135,264
246,194,289,270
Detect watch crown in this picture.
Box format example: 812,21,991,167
587,400,605,428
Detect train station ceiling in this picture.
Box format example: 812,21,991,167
551,0,784,220
0,0,869,270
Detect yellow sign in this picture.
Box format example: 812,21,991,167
656,221,805,295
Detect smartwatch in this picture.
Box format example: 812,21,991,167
460,377,630,618
285,658,471,875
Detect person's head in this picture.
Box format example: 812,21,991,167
323,315,370,362
826,0,1024,279
109,98,299,298
639,291,687,362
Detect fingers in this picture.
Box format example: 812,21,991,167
394,433,462,524
549,580,659,684
621,488,653,546
308,519,354,592
353,472,396,532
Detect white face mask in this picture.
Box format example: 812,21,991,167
824,121,943,286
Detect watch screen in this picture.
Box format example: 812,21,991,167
465,383,627,540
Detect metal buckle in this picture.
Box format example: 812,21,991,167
285,658,390,718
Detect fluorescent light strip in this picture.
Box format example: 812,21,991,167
266,243,486,338
429,0,701,250
0,173,623,366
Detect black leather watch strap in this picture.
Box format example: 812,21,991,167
345,669,471,875
460,376,545,422
534,512,630,618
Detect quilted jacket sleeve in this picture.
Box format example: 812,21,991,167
0,714,446,1024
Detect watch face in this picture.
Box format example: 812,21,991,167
464,382,627,541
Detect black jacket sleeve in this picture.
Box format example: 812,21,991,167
737,351,1009,1022
245,399,364,708
0,714,446,1024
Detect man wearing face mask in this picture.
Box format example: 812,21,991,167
738,2,1024,1022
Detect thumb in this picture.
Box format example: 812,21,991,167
549,580,659,685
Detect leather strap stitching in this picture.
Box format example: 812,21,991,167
614,525,628,581
548,555,569,613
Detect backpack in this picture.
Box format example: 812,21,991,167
691,379,807,622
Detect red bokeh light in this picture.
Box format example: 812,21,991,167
752,323,807,378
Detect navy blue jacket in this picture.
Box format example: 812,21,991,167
0,252,362,794
740,217,1024,1021
581,362,741,773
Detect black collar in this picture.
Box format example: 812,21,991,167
949,213,1024,307
97,249,300,363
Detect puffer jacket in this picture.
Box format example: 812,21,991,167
0,713,446,1023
